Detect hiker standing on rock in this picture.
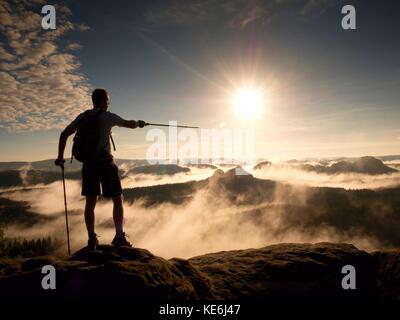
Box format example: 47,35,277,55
55,88,146,250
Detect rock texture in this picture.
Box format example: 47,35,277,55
0,243,398,302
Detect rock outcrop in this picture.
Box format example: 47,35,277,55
0,243,399,302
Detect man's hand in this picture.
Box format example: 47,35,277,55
56,127,75,169
123,120,147,129
55,158,65,168
137,120,146,128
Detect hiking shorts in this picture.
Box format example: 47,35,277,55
81,161,122,198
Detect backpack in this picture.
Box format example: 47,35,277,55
72,110,105,163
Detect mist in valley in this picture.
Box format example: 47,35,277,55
1,159,400,258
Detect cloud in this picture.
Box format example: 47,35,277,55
3,164,400,258
222,0,270,29
253,163,400,190
0,45,15,61
120,166,215,188
66,43,82,51
144,0,271,29
0,0,91,132
76,24,91,32
143,0,344,29
300,0,341,17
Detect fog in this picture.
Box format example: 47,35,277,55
253,163,400,190
3,162,400,258
120,166,215,188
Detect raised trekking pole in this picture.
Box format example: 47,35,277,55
145,122,200,129
60,164,71,256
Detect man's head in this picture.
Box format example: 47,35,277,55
92,88,109,110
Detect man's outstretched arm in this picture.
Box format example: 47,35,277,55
55,126,76,167
122,120,146,129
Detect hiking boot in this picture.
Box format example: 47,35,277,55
87,232,99,251
111,232,132,247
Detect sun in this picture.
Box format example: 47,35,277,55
233,87,264,117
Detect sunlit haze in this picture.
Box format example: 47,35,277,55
0,1,400,161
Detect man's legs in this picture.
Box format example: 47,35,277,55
111,195,131,246
85,196,97,234
100,162,131,246
84,195,98,250
112,195,124,234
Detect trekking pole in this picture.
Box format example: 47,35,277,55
145,122,200,129
60,165,71,256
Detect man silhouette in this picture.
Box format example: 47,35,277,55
55,88,146,250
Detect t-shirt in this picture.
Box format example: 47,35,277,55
67,108,127,154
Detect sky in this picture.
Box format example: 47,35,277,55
0,0,399,161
